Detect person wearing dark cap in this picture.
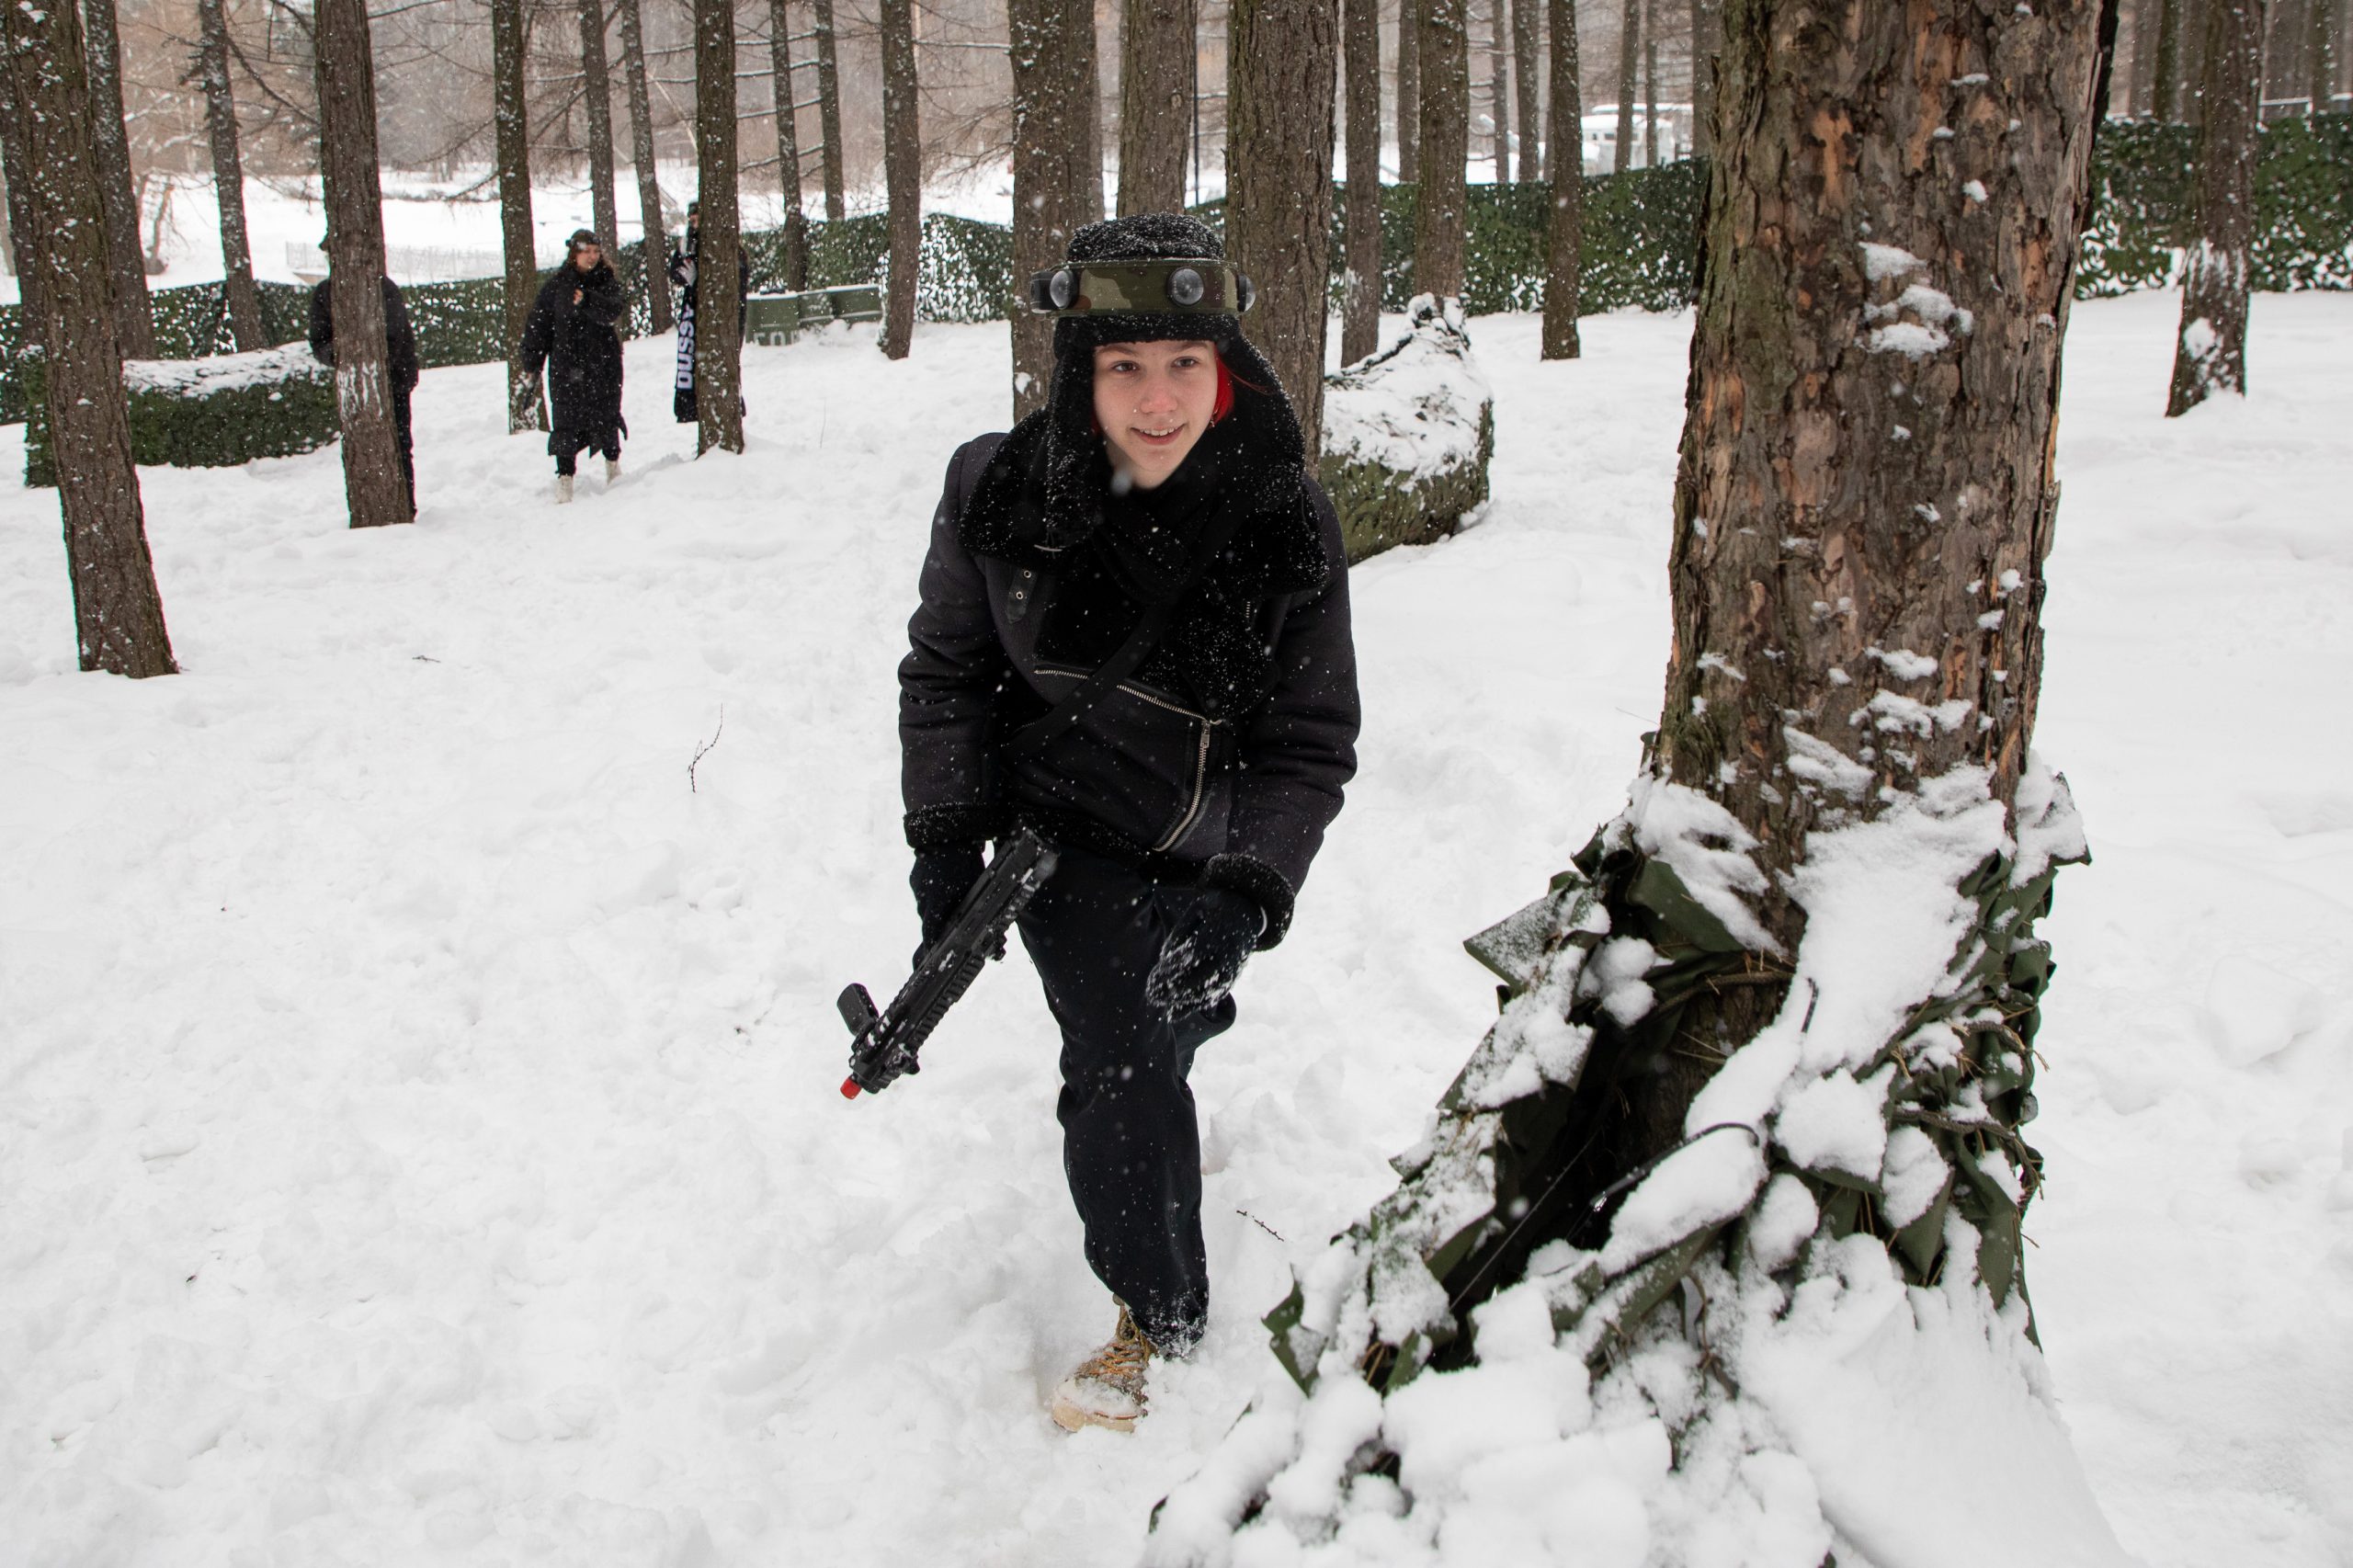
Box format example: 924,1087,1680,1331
666,200,749,426
898,212,1360,1433
307,244,421,515
519,229,629,503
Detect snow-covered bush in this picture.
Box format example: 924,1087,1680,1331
22,344,337,487
1318,297,1495,564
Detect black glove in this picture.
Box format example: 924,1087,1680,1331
910,844,984,955
1143,889,1264,1018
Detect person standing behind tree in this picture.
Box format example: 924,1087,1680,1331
308,243,421,516
520,229,629,504
667,199,749,425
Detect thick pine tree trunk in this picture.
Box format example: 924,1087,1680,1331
1076,9,1106,221
2168,0,2261,414
314,0,411,530
0,66,44,335
880,0,920,359
1488,0,1510,178
1397,0,1421,182
197,0,263,351
1692,0,1720,153
2156,0,2186,113
1414,0,1469,295
694,0,745,453
493,0,543,431
80,0,155,358
580,0,620,259
1510,0,1541,179
1228,0,1338,454
1341,0,1384,362
1007,0,1092,420
768,0,810,289
615,0,673,330
812,0,847,221
1120,0,1195,212
1540,0,1580,358
1613,0,1637,168
2,0,173,674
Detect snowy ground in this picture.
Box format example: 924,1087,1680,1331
1,293,2346,1566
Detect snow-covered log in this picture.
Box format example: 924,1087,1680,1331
1317,296,1495,564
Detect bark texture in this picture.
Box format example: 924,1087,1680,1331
493,0,543,431
2167,0,2261,414
1076,7,1105,222
580,0,620,258
880,0,920,359
616,0,673,329
1488,0,1510,178
1228,0,1339,454
1342,0,1384,362
2129,0,2159,109
1398,0,1421,181
768,0,810,288
2,0,174,674
1511,0,1541,178
1643,0,1659,165
1007,0,1094,419
80,0,154,358
197,0,263,351
2155,0,2185,114
694,0,745,452
1693,0,1720,153
812,0,847,220
2313,0,2338,109
0,62,43,331
1540,0,1580,358
1120,0,1195,212
314,0,411,529
1613,0,1638,169
1414,0,1469,296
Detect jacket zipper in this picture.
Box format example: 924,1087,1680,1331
1030,664,1220,852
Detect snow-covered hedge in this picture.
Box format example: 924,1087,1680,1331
2079,112,2353,295
1319,296,1495,563
22,343,337,487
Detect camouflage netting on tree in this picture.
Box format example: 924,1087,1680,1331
22,344,337,487
1318,297,1494,564
1143,763,2127,1567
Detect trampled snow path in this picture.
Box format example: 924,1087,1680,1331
1,296,2346,1566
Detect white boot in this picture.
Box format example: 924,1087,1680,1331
605,456,621,487
1050,1305,1157,1434
554,473,574,505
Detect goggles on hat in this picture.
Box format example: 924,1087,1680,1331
1023,258,1256,318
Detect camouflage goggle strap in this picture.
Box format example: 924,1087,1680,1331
1023,258,1256,317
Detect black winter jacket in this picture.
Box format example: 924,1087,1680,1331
519,261,628,441
899,420,1360,947
307,276,420,390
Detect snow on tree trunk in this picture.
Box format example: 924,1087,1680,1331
2167,0,2261,415
1510,0,1541,181
812,0,847,222
1228,0,1338,456
1398,0,1422,185
579,0,621,268
767,0,811,290
3,0,174,675
1414,0,1468,296
1144,4,2133,1562
1007,0,1093,421
880,0,920,360
0,51,50,335
694,0,745,455
1341,0,1384,365
314,0,410,530
1612,0,1637,170
79,0,154,359
493,0,543,432
198,0,263,352
1539,0,1580,359
616,0,673,331
1120,0,1196,215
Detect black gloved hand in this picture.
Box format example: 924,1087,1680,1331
1143,888,1264,1018
910,844,985,958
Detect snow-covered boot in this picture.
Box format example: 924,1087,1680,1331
554,474,574,505
1050,1304,1157,1434
605,457,621,487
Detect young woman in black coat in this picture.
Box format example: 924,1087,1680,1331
897,213,1360,1433
519,229,629,502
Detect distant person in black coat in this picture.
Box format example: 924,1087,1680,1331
308,253,422,515
520,229,630,504
666,200,749,425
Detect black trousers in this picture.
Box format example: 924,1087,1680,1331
552,424,620,475
1016,844,1235,1352
392,381,415,512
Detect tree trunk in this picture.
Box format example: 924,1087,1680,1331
1415,0,1469,295
812,0,847,221
580,0,620,259
2265,0,2304,108
615,0,672,329
79,0,155,358
1488,0,1511,178
2,0,173,674
1120,0,1196,212
695,0,745,452
2130,0,2160,110
1008,0,1094,420
1511,0,1541,179
1228,0,1338,454
881,0,920,359
2156,0,2186,113
2315,0,2339,108
2168,0,2261,414
1398,0,1421,181
1643,0,1658,165
1077,6,1106,222
1692,0,1720,153
768,0,810,288
1613,0,1638,168
0,64,45,334
314,0,411,530
1540,0,1580,357
1342,0,1384,361
493,0,543,431
196,0,263,351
